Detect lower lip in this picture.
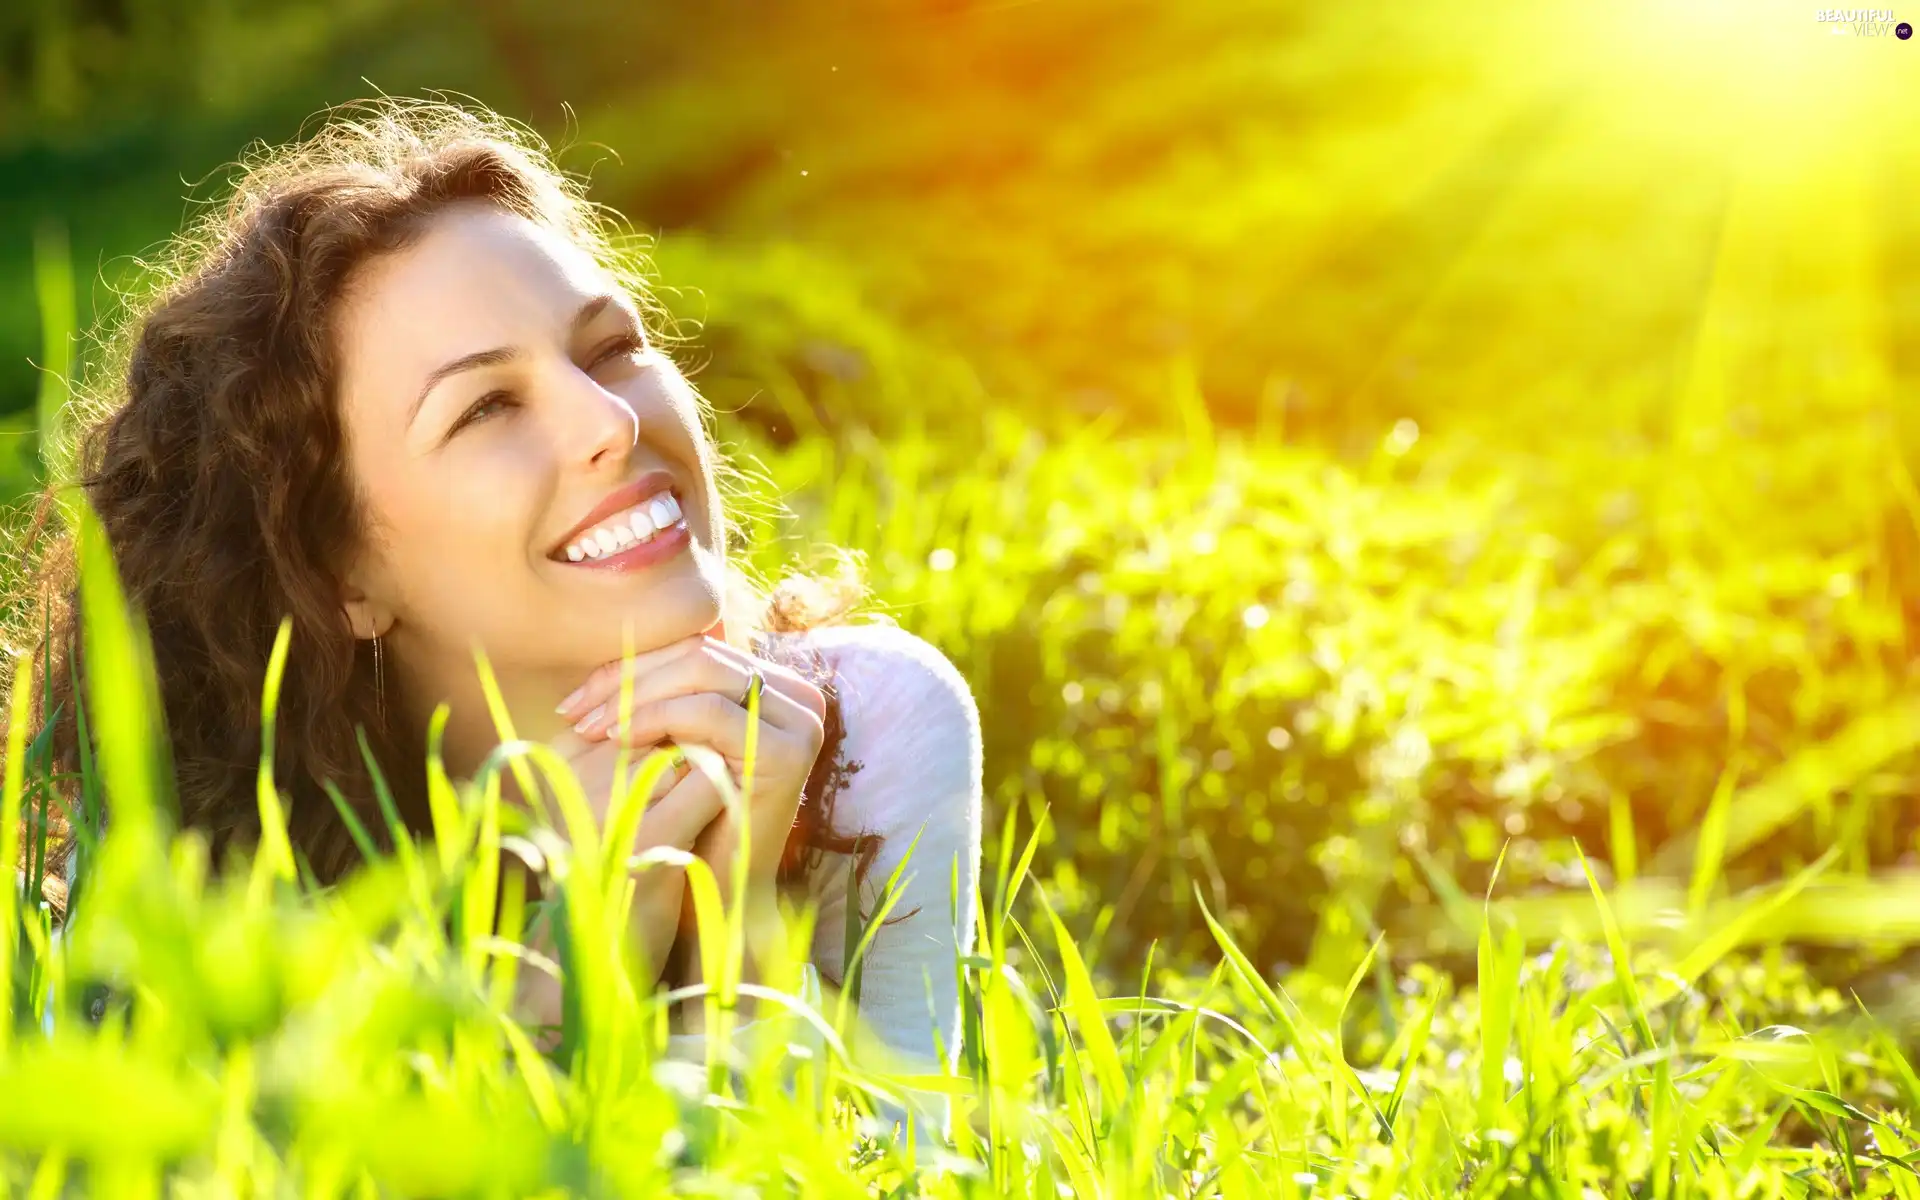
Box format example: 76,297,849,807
557,519,692,572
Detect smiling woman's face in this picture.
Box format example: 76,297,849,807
333,201,729,749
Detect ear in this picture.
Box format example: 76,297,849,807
338,572,394,642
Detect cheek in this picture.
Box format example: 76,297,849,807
372,455,543,606
643,367,725,539
643,360,710,454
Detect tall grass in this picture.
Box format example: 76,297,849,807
9,221,1920,1193
8,564,1920,1194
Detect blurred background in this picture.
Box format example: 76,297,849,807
4,0,1920,992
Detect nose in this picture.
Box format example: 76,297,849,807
557,363,640,469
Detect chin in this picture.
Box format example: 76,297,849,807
602,573,726,649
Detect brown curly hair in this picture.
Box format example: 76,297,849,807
0,99,881,918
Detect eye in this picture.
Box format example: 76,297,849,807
592,332,648,369
452,390,516,434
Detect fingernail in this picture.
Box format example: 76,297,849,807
556,686,585,714
573,703,605,733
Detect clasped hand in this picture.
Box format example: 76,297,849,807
542,627,826,985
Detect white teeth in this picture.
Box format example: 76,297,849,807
562,490,686,562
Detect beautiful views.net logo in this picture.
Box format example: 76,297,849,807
1815,8,1913,35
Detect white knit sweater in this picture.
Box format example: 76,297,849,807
670,623,984,1088
773,621,985,1067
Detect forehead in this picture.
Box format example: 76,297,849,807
336,203,613,379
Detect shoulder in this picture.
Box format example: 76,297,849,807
798,621,977,734
783,620,982,832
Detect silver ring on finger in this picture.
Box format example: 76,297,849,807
737,665,766,710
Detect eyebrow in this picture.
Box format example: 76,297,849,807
407,293,624,430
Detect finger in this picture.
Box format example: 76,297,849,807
685,802,798,902
571,644,823,740
611,739,696,803
561,635,761,729
554,632,707,720
716,664,824,731
629,767,724,853
562,633,826,730
695,634,828,726
605,693,817,778
759,666,826,726
502,733,682,821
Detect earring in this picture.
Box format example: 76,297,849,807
372,634,387,726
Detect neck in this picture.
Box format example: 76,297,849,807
391,659,585,786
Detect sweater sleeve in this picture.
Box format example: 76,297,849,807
801,622,985,1073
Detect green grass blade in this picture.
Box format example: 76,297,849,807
0,647,33,1050
1386,978,1444,1129
73,497,173,845
320,779,380,866
1664,845,1841,1000
1686,754,1743,917
1577,841,1653,1052
248,616,298,905
1037,886,1127,1133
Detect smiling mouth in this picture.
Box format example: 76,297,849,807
552,488,688,563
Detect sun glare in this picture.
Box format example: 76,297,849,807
1576,0,1911,154
1347,0,1920,446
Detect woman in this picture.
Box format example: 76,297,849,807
0,100,982,1101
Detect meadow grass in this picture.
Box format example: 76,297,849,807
9,192,1920,1194
5,420,1920,1196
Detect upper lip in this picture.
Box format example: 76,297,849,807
550,468,679,559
